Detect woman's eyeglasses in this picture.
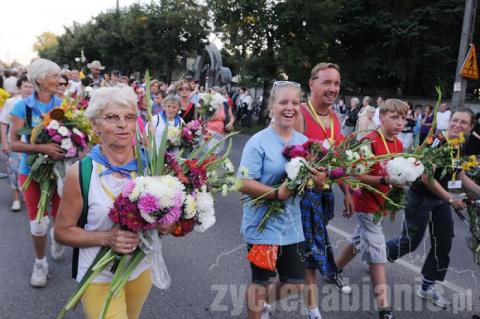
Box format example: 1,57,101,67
272,81,301,89
97,113,138,124
58,82,68,87
177,87,191,92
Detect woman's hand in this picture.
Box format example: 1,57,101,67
107,226,140,254
225,122,234,132
277,184,292,201
309,167,328,189
157,223,177,235
41,143,65,160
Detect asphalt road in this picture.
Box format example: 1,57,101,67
0,133,479,319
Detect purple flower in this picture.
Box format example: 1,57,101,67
66,146,77,158
187,120,201,131
47,128,57,137
350,188,362,197
329,167,346,179
158,206,181,225
138,193,160,213
52,135,64,143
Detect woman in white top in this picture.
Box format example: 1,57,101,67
356,105,376,140
54,85,175,319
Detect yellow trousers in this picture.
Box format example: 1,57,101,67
82,270,152,319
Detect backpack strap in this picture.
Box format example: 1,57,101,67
72,157,93,279
223,102,230,127
25,105,33,141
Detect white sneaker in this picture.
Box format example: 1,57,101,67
11,200,21,212
50,228,65,260
417,286,451,308
30,262,48,288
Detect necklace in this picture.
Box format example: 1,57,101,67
377,129,397,154
307,100,334,144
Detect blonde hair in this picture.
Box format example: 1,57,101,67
268,83,302,110
310,62,340,79
379,99,408,116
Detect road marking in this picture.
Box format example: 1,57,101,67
327,224,468,295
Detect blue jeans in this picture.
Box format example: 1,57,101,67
386,189,453,281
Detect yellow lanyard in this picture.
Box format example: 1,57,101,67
97,163,136,201
445,133,460,181
377,129,396,154
307,100,334,145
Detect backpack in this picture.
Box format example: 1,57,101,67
71,157,93,279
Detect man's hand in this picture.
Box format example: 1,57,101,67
450,198,466,210
343,192,355,218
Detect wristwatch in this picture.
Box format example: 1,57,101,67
379,177,387,185
448,198,454,204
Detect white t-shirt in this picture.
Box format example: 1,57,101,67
436,110,451,131
0,95,21,125
243,95,253,110
373,107,381,128
77,163,150,283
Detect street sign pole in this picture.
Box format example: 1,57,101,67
452,0,478,110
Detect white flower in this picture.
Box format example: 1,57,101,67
167,127,181,145
387,157,424,185
345,150,354,161
353,164,368,175
194,190,215,232
72,128,84,137
183,194,197,219
57,126,69,137
74,57,81,63
285,157,307,182
60,138,73,150
140,212,156,224
239,167,249,178
359,145,374,158
47,120,60,130
222,159,235,173
221,184,229,196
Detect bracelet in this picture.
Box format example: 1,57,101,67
274,189,279,200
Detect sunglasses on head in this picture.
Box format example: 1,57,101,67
272,81,301,89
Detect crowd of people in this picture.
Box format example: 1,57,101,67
0,58,480,319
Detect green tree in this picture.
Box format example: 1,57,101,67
33,32,59,53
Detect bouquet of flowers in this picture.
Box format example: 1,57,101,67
181,120,203,149
249,133,401,231
21,100,91,223
58,72,240,319
198,92,226,120
375,157,425,223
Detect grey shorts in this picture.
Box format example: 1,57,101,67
351,212,387,264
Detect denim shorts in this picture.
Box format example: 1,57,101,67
351,213,387,264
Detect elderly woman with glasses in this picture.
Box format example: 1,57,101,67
10,58,65,288
54,85,175,319
176,80,196,123
238,81,327,319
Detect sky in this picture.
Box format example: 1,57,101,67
0,0,150,65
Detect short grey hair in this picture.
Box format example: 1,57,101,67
350,97,360,106
85,85,137,121
27,59,61,92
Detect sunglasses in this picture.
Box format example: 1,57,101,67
59,82,68,87
177,87,191,92
272,81,301,89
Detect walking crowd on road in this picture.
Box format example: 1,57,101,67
1,57,480,319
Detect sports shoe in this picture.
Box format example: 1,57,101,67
11,200,21,212
30,261,48,288
378,308,394,319
50,228,65,260
325,272,352,294
416,286,451,308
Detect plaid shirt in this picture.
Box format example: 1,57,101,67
301,189,337,275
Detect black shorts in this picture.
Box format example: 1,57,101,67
247,241,306,285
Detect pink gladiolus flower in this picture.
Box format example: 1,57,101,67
122,180,136,198
329,167,346,179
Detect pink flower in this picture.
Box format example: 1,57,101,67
187,120,201,131
66,146,77,157
122,180,136,198
329,167,346,179
138,193,160,213
52,135,64,143
350,188,362,197
158,206,181,225
47,128,57,137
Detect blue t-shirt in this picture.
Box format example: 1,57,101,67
10,94,62,175
238,126,307,245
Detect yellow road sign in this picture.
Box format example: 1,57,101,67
460,44,479,80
